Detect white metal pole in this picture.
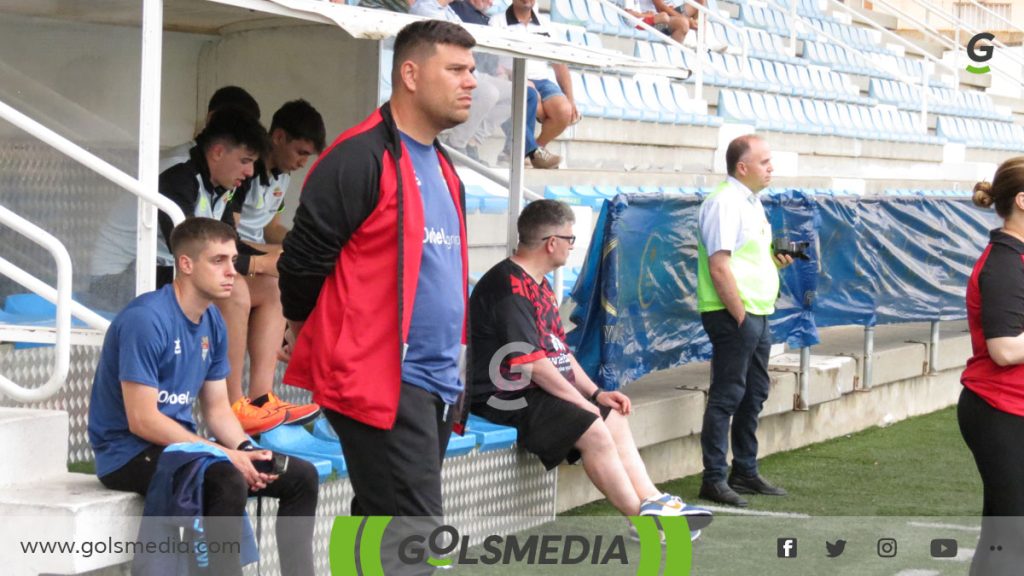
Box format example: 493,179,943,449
862,325,875,389
137,0,164,296
694,10,705,103
507,58,528,258
797,346,810,410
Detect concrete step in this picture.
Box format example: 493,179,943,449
554,320,973,512
0,408,68,487
521,168,976,195
1,472,143,575
0,325,106,347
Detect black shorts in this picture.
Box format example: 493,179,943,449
474,388,612,471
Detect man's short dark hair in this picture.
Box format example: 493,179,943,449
270,99,327,153
392,20,476,84
195,107,269,159
725,134,763,177
207,85,261,120
169,217,237,263
518,200,576,245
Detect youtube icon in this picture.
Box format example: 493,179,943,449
930,539,958,558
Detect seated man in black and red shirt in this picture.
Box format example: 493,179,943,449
469,199,712,530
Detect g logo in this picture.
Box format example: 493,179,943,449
485,342,536,411
966,32,995,74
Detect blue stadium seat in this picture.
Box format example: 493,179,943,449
652,80,695,124
549,0,579,23
446,432,477,457
602,75,647,121
635,77,682,124
564,25,587,46
466,414,517,452
634,40,655,63
594,185,619,201
571,185,608,208
545,185,582,206
717,90,753,125
260,423,347,476
583,73,628,119
313,417,338,442
570,70,611,119
619,76,661,122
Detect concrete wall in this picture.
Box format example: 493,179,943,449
0,14,209,147
0,14,383,227
196,23,381,226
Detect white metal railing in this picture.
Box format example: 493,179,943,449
0,101,185,226
443,147,571,300
0,0,181,402
0,206,72,402
955,1,1016,33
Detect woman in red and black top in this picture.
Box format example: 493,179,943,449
960,156,1024,575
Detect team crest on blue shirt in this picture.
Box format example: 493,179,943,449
201,336,209,361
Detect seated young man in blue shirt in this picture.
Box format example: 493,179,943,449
87,217,318,576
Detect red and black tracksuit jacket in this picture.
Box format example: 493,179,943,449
278,103,470,432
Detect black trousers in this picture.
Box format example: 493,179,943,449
325,382,454,576
100,444,318,576
700,310,773,483
958,386,1024,575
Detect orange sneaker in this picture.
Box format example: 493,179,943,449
231,396,288,435
253,392,321,426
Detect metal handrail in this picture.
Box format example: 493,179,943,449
0,100,186,225
869,0,959,53
963,0,1023,36
444,147,570,299
0,255,110,332
0,206,72,402
445,148,543,202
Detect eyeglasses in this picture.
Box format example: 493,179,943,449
542,235,576,246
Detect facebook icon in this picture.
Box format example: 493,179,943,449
778,538,798,558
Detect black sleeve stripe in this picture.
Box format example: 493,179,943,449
278,131,384,322
979,243,1024,340
157,164,200,256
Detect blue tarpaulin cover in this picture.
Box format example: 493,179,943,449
567,191,994,390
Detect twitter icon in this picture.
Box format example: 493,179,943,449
826,540,847,558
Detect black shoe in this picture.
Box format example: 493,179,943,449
728,473,788,496
699,480,749,507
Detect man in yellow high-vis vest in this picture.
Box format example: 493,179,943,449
696,135,793,508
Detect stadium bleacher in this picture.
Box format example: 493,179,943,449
541,0,1018,156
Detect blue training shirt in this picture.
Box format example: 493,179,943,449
399,132,464,404
87,284,230,477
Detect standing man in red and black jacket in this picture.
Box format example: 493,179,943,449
278,20,474,572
